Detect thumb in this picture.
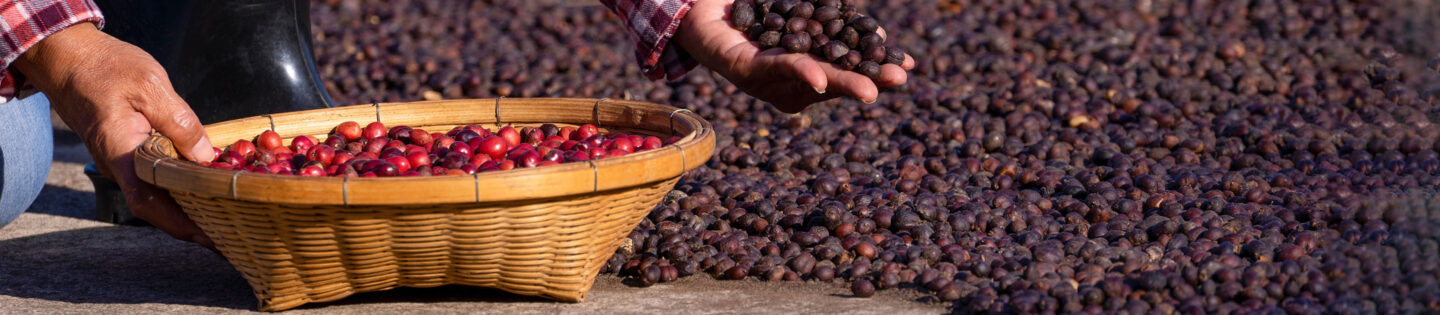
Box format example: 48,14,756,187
137,79,214,162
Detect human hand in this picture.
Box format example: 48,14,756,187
12,23,216,247
675,0,915,113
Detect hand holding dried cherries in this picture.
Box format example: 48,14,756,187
731,0,903,80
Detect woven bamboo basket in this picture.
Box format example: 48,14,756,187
133,98,714,311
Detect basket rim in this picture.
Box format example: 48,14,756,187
134,98,715,205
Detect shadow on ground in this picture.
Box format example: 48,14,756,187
30,125,98,220
289,285,555,311
27,184,94,219
0,222,598,312
0,224,253,309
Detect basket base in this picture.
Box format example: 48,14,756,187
171,178,676,311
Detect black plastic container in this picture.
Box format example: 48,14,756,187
88,0,335,224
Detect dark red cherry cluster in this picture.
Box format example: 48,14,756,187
205,121,677,177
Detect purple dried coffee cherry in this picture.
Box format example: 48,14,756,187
781,33,812,53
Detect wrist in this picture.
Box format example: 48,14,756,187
675,6,703,60
12,23,105,93
674,0,726,77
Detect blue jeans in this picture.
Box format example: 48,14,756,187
0,93,54,227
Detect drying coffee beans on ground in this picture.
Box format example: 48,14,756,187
311,0,1440,313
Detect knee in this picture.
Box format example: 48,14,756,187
0,93,55,227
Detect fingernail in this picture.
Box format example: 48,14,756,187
190,137,215,162
814,88,826,94
863,98,877,104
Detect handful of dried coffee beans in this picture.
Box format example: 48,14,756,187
730,0,904,80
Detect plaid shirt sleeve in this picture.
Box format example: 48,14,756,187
0,0,104,100
599,0,699,81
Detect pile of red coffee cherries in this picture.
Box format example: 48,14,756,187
204,121,677,177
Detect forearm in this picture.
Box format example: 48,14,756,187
12,23,104,96
0,0,105,100
11,22,120,146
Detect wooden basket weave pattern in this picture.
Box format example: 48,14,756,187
173,179,671,311
134,98,714,311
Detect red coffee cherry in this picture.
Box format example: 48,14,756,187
334,121,362,141
256,130,283,151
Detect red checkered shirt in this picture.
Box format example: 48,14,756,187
0,0,104,100
600,0,699,81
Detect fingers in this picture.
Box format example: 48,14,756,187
770,81,842,113
792,57,830,93
867,27,916,72
756,49,830,93
875,29,917,70
761,53,881,104
134,72,214,163
742,51,833,112
875,64,909,88
93,113,212,248
112,152,214,248
820,63,880,103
